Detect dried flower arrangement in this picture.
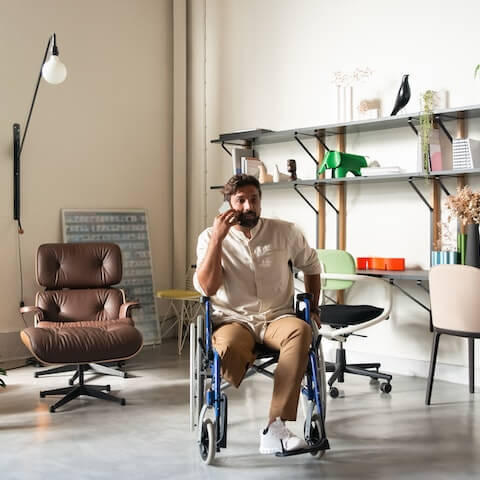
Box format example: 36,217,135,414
444,185,480,225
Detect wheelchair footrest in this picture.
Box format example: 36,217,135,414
274,438,330,457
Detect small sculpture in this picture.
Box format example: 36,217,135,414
287,159,297,181
273,165,290,183
390,74,411,116
258,162,273,183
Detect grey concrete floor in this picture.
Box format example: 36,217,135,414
1,340,479,480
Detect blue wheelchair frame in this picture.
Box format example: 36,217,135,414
190,293,330,464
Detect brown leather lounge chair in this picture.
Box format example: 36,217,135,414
20,242,143,412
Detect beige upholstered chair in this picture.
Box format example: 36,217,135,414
426,264,480,405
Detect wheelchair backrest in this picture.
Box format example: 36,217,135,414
317,249,355,291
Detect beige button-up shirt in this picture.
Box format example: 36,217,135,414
193,218,320,342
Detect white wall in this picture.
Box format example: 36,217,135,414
0,0,173,359
188,0,480,382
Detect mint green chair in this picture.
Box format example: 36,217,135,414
316,249,393,397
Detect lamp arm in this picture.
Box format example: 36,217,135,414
14,34,53,233
20,35,52,155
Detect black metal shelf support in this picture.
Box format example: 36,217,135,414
434,116,453,143
407,117,418,136
293,132,319,166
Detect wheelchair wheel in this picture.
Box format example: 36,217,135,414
189,322,197,431
199,419,216,465
305,414,326,459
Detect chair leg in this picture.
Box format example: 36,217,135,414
425,332,441,405
34,364,76,378
88,362,127,378
469,337,475,394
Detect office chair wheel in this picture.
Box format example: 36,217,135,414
105,385,111,392
40,392,46,398
120,398,126,406
380,382,392,394
329,387,339,398
199,419,216,465
50,406,56,413
68,379,74,386
305,414,326,459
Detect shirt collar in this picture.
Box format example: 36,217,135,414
231,218,263,241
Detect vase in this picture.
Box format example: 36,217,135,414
465,223,480,267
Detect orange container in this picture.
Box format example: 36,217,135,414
370,257,386,270
385,257,405,271
356,257,369,269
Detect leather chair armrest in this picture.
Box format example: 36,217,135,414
20,306,45,325
119,301,141,318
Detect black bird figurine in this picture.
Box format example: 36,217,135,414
390,74,411,116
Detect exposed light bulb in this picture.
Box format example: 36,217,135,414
41,55,67,84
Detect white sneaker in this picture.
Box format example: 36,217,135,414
259,417,308,454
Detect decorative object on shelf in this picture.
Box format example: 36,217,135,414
0,367,6,388
474,64,480,79
356,257,405,271
13,32,67,234
241,156,261,178
418,89,436,173
273,165,290,183
231,147,253,175
358,98,381,120
445,185,480,267
390,74,411,116
318,151,368,178
431,251,459,266
452,138,480,170
287,159,297,181
333,67,373,122
258,162,273,184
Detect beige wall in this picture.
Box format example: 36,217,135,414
0,0,173,351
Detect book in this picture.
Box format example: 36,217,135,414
360,166,401,176
232,147,253,174
241,157,261,178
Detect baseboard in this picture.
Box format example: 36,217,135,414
323,345,476,386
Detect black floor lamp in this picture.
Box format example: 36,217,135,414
13,33,67,233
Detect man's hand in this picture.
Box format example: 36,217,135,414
212,208,238,241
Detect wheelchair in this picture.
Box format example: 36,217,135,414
189,293,330,465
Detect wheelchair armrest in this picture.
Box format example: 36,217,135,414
319,273,392,342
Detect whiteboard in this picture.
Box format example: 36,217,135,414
61,209,158,344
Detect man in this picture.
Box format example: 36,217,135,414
193,174,321,454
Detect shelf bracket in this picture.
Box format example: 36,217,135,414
314,184,339,214
293,184,318,214
408,178,433,212
434,116,453,143
221,142,232,157
294,132,319,165
434,177,450,196
407,117,418,136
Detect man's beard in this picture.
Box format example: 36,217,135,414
237,212,260,228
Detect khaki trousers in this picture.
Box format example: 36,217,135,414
212,316,312,422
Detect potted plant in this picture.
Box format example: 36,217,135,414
0,367,6,388
418,90,436,174
445,185,480,267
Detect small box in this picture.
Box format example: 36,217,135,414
356,257,369,269
370,257,386,270
385,258,405,271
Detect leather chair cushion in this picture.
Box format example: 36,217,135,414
21,324,143,364
36,317,134,329
320,304,384,327
37,242,122,289
37,289,123,323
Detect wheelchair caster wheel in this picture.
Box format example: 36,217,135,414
380,382,392,394
199,419,216,464
329,387,339,398
305,415,326,459
50,406,56,413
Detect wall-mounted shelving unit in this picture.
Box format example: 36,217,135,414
211,104,480,306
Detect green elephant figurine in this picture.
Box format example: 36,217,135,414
318,151,368,178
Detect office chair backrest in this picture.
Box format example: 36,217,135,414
35,243,125,323
429,264,480,333
317,249,355,290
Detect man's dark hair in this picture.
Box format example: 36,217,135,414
222,174,262,201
